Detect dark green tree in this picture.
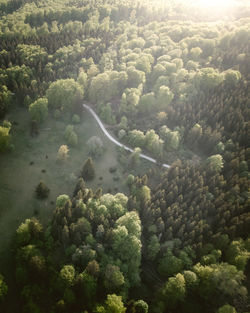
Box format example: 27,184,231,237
81,157,95,181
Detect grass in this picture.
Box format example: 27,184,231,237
0,106,159,280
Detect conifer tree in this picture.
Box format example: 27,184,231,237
81,157,95,180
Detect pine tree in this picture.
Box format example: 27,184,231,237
81,157,95,181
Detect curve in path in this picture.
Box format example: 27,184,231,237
83,104,170,169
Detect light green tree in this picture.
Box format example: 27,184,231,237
105,294,126,313
60,265,75,287
163,273,186,308
157,85,174,110
217,304,237,313
0,123,11,152
116,211,141,238
206,154,223,172
104,264,125,291
29,98,48,123
46,79,83,112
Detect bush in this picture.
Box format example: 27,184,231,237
72,114,80,124
57,145,69,161
65,125,78,147
29,98,48,123
36,181,50,199
87,136,104,157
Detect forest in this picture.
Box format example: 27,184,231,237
0,0,249,312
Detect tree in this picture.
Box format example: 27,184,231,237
105,294,126,313
100,103,116,125
225,239,250,271
163,273,186,308
224,70,241,88
112,225,142,286
0,123,11,152
64,125,78,147
56,195,70,208
104,265,125,291
129,147,141,167
81,158,95,180
36,181,50,199
147,235,160,261
60,265,75,287
127,66,145,88
57,145,69,161
87,136,104,157
206,154,223,172
138,92,155,114
0,274,8,301
190,47,202,60
193,262,247,301
77,271,97,302
134,300,148,313
158,249,183,277
86,260,100,277
193,67,224,91
0,85,12,118
217,304,237,313
157,85,174,110
46,79,83,113
15,218,42,247
116,211,141,238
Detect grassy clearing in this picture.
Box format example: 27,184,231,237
0,106,159,276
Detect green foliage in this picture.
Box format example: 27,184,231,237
206,154,224,172
65,125,78,147
56,194,70,208
72,114,81,124
147,235,160,261
192,67,224,91
1,1,250,313
87,136,104,157
57,145,69,161
163,273,186,308
134,300,148,313
225,239,250,271
0,123,11,152
116,211,141,238
0,85,12,118
35,181,50,199
158,249,183,277
60,265,75,287
157,85,174,110
193,262,247,301
105,294,126,313
0,274,8,301
46,79,83,112
29,98,48,123
104,264,125,291
217,304,237,313
100,103,116,125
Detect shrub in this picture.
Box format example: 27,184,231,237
72,114,80,124
36,181,50,199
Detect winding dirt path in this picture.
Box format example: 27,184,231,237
83,104,170,169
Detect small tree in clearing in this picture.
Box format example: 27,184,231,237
36,181,50,199
57,145,69,161
81,157,95,181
